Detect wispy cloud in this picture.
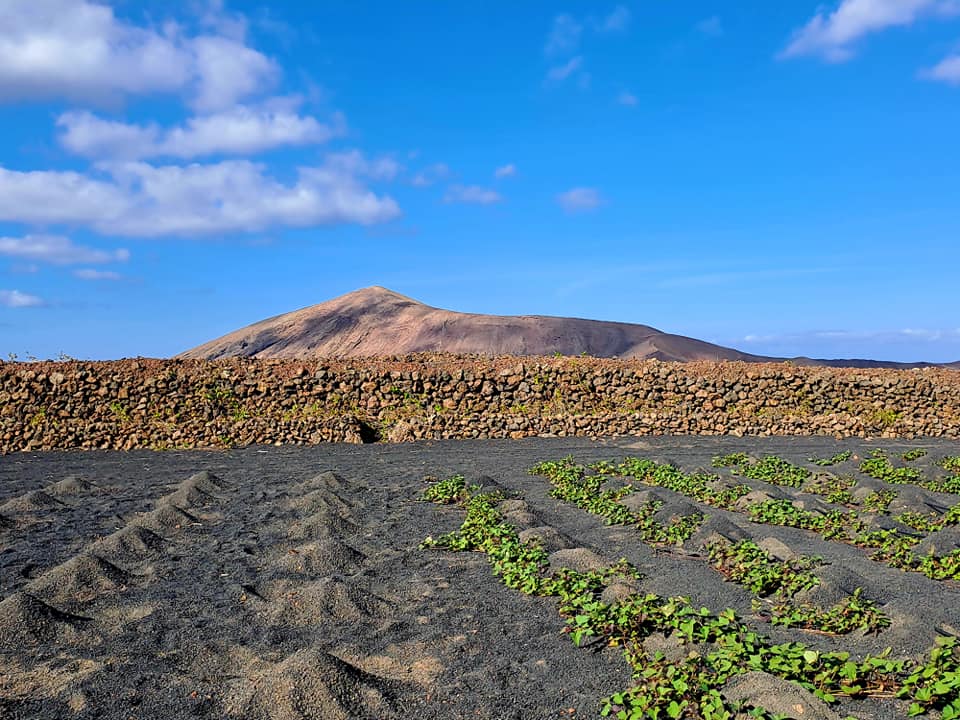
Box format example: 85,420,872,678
57,104,345,160
73,269,123,281
696,16,724,37
0,289,44,308
545,14,582,56
0,235,129,265
733,326,960,363
742,328,960,344
670,267,836,289
444,184,502,205
494,163,516,179
780,0,958,62
557,187,602,213
617,90,638,106
595,5,631,33
547,56,584,82
411,162,450,187
923,53,960,84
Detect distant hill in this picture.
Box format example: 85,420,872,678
178,286,771,363
178,286,958,369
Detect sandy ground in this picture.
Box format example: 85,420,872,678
2,436,960,720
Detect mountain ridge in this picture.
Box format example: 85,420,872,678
178,286,959,369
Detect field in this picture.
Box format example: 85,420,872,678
3,436,960,719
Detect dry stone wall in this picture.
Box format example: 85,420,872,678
2,355,959,452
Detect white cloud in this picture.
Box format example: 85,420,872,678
781,0,957,62
57,113,158,160
200,0,249,42
596,5,631,32
73,268,122,280
411,162,450,187
0,290,44,308
617,90,638,106
443,184,502,205
697,16,724,37
0,156,401,237
557,187,602,213
547,56,584,82
189,35,278,112
323,150,401,181
0,0,277,110
0,167,130,226
545,14,582,55
494,163,516,179
924,53,960,83
58,105,344,160
0,234,129,264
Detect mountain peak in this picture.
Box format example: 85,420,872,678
340,286,421,305
178,286,767,362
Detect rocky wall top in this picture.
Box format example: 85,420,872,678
1,355,958,452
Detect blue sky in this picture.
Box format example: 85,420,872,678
1,0,959,363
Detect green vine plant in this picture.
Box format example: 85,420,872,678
421,474,960,719
809,451,853,467
529,457,707,546
859,450,924,485
705,540,890,635
535,458,888,636
803,473,857,506
603,454,960,583
711,454,812,488
942,457,960,474
858,450,960,496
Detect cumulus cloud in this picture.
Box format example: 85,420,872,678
73,268,122,280
0,0,276,109
557,187,602,213
0,156,401,237
547,56,584,82
545,14,582,55
0,234,129,264
58,105,343,160
0,289,44,308
595,5,631,33
781,0,958,62
189,35,278,112
443,184,502,205
494,163,516,178
0,168,130,226
924,53,960,83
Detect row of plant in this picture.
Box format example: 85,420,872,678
534,459,707,546
714,452,866,506
714,450,960,510
533,458,889,636
859,450,960,495
420,475,960,719
706,541,890,635
603,455,960,582
712,453,812,489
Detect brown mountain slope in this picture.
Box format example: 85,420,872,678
177,286,772,362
